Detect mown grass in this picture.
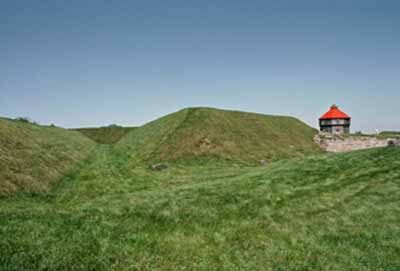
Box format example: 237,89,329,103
1,147,399,270
0,118,94,195
74,126,136,144
117,107,322,165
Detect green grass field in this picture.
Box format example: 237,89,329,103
1,109,399,270
1,147,399,270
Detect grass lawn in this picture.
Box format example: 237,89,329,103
1,146,400,270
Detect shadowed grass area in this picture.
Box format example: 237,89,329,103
1,147,399,270
74,126,137,144
117,107,322,165
0,118,95,196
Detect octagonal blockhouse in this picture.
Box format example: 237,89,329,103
319,105,351,134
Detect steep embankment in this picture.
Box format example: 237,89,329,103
74,126,136,144
0,118,94,195
117,107,322,165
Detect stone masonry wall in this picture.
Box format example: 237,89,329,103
315,134,398,153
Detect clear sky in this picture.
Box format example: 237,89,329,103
1,0,399,132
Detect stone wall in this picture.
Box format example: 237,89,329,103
315,133,398,153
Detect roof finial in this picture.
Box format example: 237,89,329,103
331,104,338,109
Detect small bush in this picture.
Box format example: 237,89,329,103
108,124,120,128
15,117,32,123
15,117,40,125
15,117,39,125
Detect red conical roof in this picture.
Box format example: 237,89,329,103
319,105,351,120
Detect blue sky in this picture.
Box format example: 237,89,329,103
1,0,399,132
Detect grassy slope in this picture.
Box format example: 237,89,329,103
379,131,400,139
75,126,136,144
117,107,322,165
1,147,399,270
0,118,94,195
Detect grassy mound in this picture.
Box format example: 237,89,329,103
75,126,136,144
0,118,94,195
0,147,399,270
117,107,322,165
